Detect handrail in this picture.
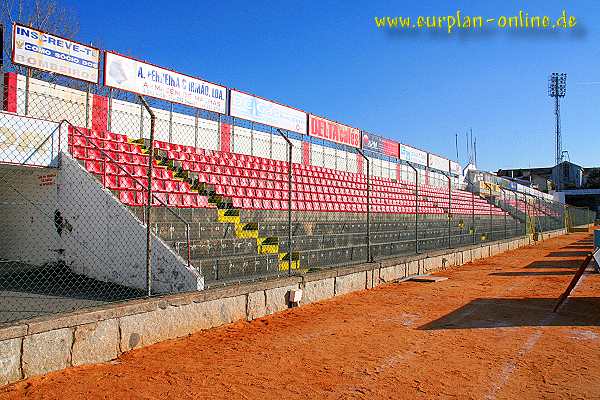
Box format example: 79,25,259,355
58,119,192,269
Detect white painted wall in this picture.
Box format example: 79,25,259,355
0,164,59,266
56,154,203,293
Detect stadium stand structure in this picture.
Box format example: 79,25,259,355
67,125,523,285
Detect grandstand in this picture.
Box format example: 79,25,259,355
0,23,588,326
64,122,522,285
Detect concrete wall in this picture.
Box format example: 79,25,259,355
0,154,202,292
57,153,203,293
0,228,567,386
0,164,59,266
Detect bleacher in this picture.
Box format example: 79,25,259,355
68,126,522,285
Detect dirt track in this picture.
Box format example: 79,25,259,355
2,233,599,399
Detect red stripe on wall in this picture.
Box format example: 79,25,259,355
302,142,310,165
220,123,231,153
92,94,108,132
357,154,363,175
3,72,17,113
396,163,401,181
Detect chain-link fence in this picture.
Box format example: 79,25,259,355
0,65,595,326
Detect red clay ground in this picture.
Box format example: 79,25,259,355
2,233,600,399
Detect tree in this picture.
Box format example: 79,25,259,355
1,0,79,81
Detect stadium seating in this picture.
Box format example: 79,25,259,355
68,126,526,284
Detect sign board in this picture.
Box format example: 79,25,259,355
428,153,449,172
308,114,360,148
0,113,60,167
104,52,227,114
450,161,461,176
12,23,99,83
399,143,427,166
229,90,307,134
361,131,399,157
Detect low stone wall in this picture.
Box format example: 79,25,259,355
0,229,567,386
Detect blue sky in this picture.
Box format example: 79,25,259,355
65,0,599,171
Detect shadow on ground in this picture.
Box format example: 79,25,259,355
546,251,591,258
489,271,576,277
419,297,600,330
525,260,583,269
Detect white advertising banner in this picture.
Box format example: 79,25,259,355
0,113,60,167
104,52,227,114
428,153,449,172
399,143,427,166
229,90,307,134
450,161,461,175
12,23,100,83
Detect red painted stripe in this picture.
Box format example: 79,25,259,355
3,72,17,113
302,142,310,165
220,123,231,152
357,154,363,175
92,94,108,132
396,163,401,181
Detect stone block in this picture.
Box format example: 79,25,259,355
472,247,482,261
407,260,420,276
379,263,405,283
22,328,72,378
303,278,335,304
423,255,444,272
265,284,298,315
335,271,366,296
72,319,119,366
462,249,472,264
120,295,246,352
247,290,266,320
0,338,22,385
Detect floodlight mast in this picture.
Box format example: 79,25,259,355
548,73,567,167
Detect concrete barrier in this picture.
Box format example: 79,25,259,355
0,229,567,386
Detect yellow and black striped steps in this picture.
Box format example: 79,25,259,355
134,139,300,272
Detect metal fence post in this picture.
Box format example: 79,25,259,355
443,172,451,248
489,193,492,241
406,162,419,254
169,102,173,143
107,88,113,132
277,129,293,274
195,109,200,149
85,83,91,129
538,198,544,232
356,148,371,262
25,67,30,116
502,189,507,239
471,190,476,244
139,95,155,297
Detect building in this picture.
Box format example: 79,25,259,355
497,161,600,219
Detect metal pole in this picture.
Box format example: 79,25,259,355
406,161,419,254
25,67,30,116
443,172,451,249
139,95,156,297
107,88,113,132
489,192,492,241
502,189,507,239
85,83,91,129
524,194,529,236
356,148,371,262
169,102,173,143
277,129,293,275
471,190,475,244
195,109,199,149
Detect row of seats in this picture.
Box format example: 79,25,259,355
70,128,508,215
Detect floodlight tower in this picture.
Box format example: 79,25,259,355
548,73,567,166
